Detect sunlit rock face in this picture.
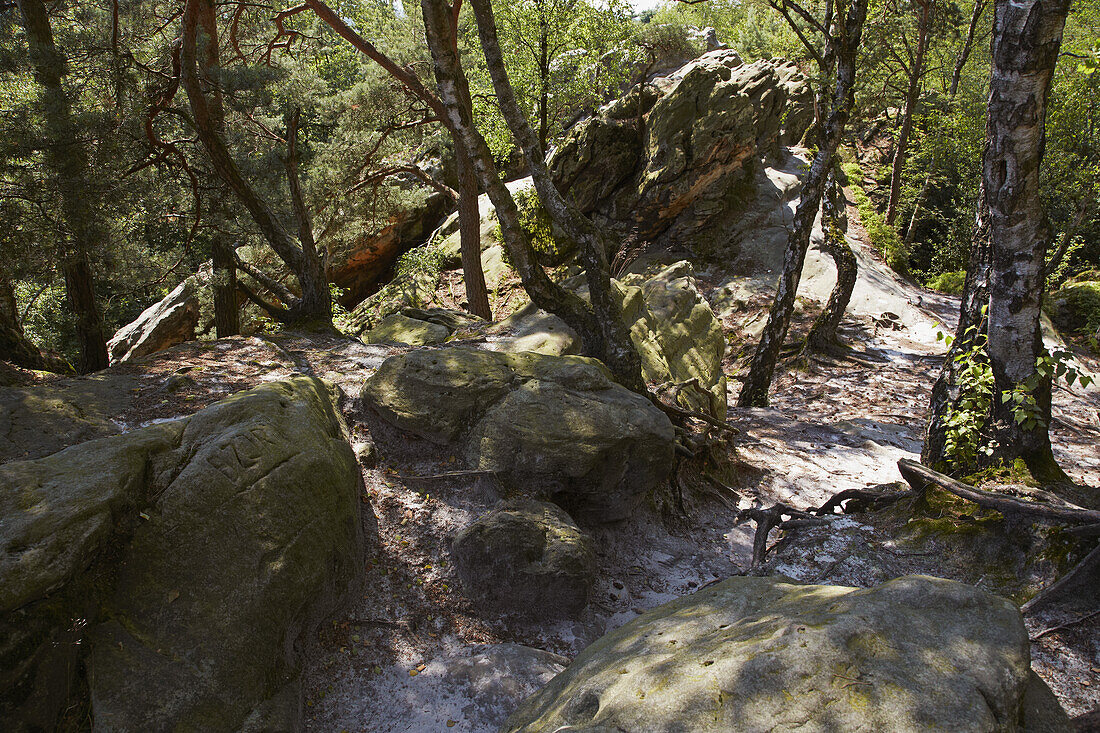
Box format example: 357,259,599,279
549,50,812,249
361,347,675,523
504,575,1044,733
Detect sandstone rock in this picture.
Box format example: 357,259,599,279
0,376,369,731
327,188,452,306
361,348,674,522
619,261,727,419
107,279,200,364
365,312,453,346
505,575,1032,732
452,500,596,619
0,374,136,464
487,304,581,356
549,51,812,246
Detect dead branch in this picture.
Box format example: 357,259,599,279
897,459,1100,526
738,503,827,568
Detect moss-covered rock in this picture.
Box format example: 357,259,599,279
619,261,727,419
0,376,369,731
504,575,1033,732
451,499,596,619
361,347,674,522
364,313,453,346
0,374,137,464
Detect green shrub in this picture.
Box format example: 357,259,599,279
926,270,966,295
848,181,909,274
1050,281,1100,336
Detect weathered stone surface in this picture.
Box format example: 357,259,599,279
108,278,200,364
452,499,596,619
327,188,452,306
549,51,812,246
619,261,727,418
365,313,452,346
361,348,674,522
0,375,136,464
487,304,581,356
0,376,368,731
505,575,1032,732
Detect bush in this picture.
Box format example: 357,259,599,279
926,270,966,295
1049,281,1100,336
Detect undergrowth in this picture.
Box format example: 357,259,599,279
841,161,909,274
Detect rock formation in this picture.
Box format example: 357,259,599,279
107,278,200,364
504,575,1062,732
451,499,596,619
361,347,674,522
0,376,370,730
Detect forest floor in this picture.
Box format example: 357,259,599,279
15,188,1096,730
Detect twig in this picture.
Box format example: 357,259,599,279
1029,609,1100,641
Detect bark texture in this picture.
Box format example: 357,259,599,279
17,0,109,373
806,172,857,350
738,0,868,407
983,0,1069,476
456,145,491,320
181,0,331,327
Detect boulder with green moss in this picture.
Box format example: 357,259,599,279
618,261,727,419
0,375,369,731
505,575,1042,732
451,499,596,619
0,374,137,464
361,347,674,522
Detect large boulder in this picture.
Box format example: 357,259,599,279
107,278,200,364
619,261,727,419
505,575,1036,732
0,375,369,731
0,374,136,464
361,348,674,522
549,50,812,246
451,499,596,619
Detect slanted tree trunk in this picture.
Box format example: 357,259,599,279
923,190,991,468
194,0,239,337
465,0,644,391
301,0,492,326
17,0,109,373
983,0,1070,479
949,0,986,99
181,0,331,328
738,0,868,407
0,273,70,372
885,0,931,226
806,171,857,350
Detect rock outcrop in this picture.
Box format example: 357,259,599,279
1,376,369,731
361,348,674,522
107,279,200,364
452,499,596,619
505,575,1038,732
0,374,136,463
549,50,812,247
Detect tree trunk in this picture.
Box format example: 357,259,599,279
0,273,71,373
738,0,868,407
983,0,1070,479
195,0,240,337
806,172,857,351
457,145,492,320
537,14,550,155
418,0,603,361
465,0,645,392
17,0,109,373
1046,196,1092,282
885,0,931,226
949,0,986,100
181,0,331,328
922,191,991,468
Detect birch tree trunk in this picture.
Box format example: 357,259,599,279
805,172,857,350
737,0,868,407
983,0,1070,478
17,0,109,373
418,0,604,361
465,0,644,391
